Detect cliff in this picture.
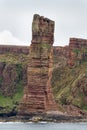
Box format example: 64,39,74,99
0,37,87,116
0,48,28,116
0,45,29,54
52,38,87,115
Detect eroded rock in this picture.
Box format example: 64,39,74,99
18,14,57,115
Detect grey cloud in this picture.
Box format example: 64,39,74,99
0,0,87,46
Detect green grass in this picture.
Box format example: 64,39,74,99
0,87,24,113
0,53,28,65
0,52,27,113
52,61,87,111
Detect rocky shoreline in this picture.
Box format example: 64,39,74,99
0,114,87,123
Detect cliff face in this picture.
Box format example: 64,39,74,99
0,45,29,55
0,51,28,116
0,63,27,97
69,38,87,49
18,14,57,115
68,38,87,67
0,37,87,116
52,38,87,115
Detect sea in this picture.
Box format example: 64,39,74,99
0,122,87,130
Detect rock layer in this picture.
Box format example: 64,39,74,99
0,45,29,54
69,38,87,50
18,14,57,115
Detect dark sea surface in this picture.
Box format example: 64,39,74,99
0,122,87,130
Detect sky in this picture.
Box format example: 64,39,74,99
0,0,87,46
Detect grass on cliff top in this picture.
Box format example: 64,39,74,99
0,53,29,66
52,62,87,111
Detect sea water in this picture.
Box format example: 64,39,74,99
0,122,87,130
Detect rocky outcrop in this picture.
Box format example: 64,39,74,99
18,14,57,115
68,38,87,67
53,38,87,67
69,38,87,50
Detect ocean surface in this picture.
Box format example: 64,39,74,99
0,122,87,130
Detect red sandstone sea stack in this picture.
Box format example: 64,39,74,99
18,14,57,115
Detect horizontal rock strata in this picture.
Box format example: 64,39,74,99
0,45,29,54
18,14,57,115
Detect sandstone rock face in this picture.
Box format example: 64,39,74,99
69,38,87,50
68,38,87,66
19,14,57,115
0,45,29,55
53,38,87,66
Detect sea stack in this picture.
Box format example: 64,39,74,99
19,14,57,115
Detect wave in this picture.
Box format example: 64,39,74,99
0,122,24,124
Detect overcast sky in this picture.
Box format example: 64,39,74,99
0,0,87,46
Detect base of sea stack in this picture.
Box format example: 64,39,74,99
0,112,87,123
18,104,58,116
17,105,87,122
17,114,87,123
